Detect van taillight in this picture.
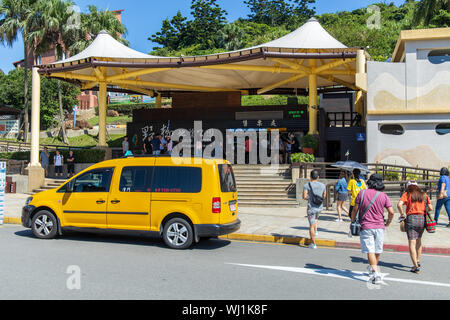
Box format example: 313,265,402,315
212,197,221,213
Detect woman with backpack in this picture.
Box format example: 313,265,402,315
397,181,433,274
347,169,367,218
335,171,349,222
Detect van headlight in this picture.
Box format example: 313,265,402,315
25,197,33,206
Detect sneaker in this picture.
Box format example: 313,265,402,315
371,274,382,285
367,265,374,276
335,218,342,222
315,231,319,237
447,224,450,228
308,244,317,249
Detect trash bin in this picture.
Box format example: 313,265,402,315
10,182,16,194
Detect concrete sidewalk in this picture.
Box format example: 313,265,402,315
234,206,450,254
3,194,450,254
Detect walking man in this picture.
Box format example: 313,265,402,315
40,147,50,178
350,174,394,285
303,170,326,249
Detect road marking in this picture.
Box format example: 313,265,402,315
228,263,450,288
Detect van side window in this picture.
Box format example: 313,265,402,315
72,168,114,193
219,164,237,192
119,167,153,193
152,167,202,193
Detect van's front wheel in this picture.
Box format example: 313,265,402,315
163,218,194,250
31,210,58,239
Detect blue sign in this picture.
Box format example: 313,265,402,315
356,133,366,142
0,162,5,225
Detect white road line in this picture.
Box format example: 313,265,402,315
228,263,450,288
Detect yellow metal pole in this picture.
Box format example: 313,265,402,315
308,59,318,135
98,82,108,147
156,93,162,108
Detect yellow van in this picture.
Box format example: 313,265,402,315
22,156,240,249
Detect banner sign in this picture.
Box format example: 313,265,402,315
0,162,5,225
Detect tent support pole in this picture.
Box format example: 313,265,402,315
98,82,108,147
308,60,318,135
28,67,45,192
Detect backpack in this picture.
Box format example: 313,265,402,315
308,182,324,206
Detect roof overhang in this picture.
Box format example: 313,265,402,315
392,28,450,63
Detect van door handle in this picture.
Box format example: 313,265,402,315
96,200,106,204
111,200,121,204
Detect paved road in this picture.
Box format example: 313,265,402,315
1,225,449,300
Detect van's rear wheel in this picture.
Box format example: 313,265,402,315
163,218,194,250
31,210,58,239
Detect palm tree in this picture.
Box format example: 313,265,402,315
0,0,38,143
27,0,75,144
413,0,449,26
65,5,128,55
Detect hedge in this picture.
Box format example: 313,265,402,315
95,103,157,116
0,149,106,164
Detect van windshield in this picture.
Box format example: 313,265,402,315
219,164,237,193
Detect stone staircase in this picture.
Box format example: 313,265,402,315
28,179,67,195
233,165,298,208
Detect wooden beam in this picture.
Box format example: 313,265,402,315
314,59,355,74
48,72,97,82
269,58,311,74
109,82,156,97
199,64,302,74
107,68,173,82
317,74,359,91
257,73,307,95
113,79,248,94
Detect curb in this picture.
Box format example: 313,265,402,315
220,233,450,256
2,217,22,225
2,219,449,255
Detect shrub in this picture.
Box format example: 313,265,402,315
301,134,319,150
291,153,315,163
95,103,156,116
0,149,106,164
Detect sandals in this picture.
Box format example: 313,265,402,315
410,266,421,274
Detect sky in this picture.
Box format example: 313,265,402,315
0,0,406,74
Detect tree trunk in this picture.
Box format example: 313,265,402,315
23,41,30,143
57,80,69,145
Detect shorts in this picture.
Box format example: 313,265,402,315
41,163,49,170
55,166,63,174
405,214,425,240
337,193,348,202
360,229,385,254
68,164,75,174
307,208,322,226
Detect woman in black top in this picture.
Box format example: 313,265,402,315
67,150,76,178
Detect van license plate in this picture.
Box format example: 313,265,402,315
229,201,237,212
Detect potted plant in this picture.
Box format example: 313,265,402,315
291,153,315,163
301,134,318,155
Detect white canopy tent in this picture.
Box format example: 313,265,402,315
28,18,368,191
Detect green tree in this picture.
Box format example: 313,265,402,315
187,0,227,48
149,11,188,51
215,22,245,50
27,0,76,144
0,68,79,130
0,0,38,142
244,0,315,27
65,5,128,55
413,0,449,26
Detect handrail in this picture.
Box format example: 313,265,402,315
0,140,89,153
292,161,441,181
325,179,440,210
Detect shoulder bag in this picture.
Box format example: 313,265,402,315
350,191,381,236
